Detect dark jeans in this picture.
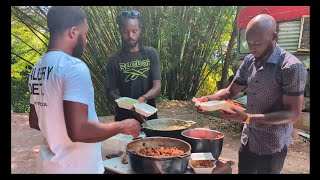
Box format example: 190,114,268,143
238,143,287,174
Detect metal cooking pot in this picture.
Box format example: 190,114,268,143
141,118,196,140
181,128,224,160
126,137,191,174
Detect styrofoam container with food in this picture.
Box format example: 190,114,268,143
222,100,246,113
133,103,158,117
189,152,216,174
199,100,226,111
115,97,138,110
198,100,245,112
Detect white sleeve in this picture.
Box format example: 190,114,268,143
62,62,91,105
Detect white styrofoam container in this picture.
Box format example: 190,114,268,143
115,97,138,110
199,100,226,111
133,103,158,117
189,153,216,174
199,100,246,112
190,152,216,160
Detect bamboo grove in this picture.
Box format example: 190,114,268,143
11,6,239,116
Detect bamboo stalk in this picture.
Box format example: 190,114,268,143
11,33,43,55
11,52,34,66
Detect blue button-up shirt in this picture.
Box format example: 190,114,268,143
233,43,307,154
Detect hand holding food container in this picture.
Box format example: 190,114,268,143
115,97,158,117
115,97,158,128
192,97,249,123
192,97,245,113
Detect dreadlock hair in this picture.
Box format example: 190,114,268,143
47,6,87,39
116,10,148,60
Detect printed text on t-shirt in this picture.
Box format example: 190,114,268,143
29,66,53,95
119,59,150,82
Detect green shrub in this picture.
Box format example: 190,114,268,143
11,76,30,113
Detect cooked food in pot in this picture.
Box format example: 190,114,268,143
156,124,189,130
214,134,223,139
138,146,185,157
190,160,215,168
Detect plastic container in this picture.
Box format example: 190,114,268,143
115,97,138,110
134,103,158,117
189,153,216,174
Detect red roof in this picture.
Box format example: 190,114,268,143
237,6,310,29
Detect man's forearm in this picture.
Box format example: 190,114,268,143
143,87,160,101
142,81,161,101
30,120,41,131
250,110,300,125
29,104,40,131
205,82,245,101
71,121,122,143
206,88,234,101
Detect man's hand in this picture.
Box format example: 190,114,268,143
220,107,247,123
137,96,146,103
194,96,209,112
118,118,141,138
197,96,209,102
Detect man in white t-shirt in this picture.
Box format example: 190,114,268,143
28,6,141,174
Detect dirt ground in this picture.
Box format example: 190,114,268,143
11,101,310,174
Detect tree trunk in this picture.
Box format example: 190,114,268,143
220,7,240,89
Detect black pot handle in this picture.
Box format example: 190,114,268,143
177,153,191,159
120,152,128,164
185,120,196,125
132,136,143,140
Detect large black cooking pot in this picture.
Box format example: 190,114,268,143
181,128,224,160
126,137,191,174
141,118,196,140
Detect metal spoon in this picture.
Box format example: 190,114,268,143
133,111,156,129
141,115,156,129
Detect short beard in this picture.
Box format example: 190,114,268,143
122,38,140,50
73,35,84,58
126,41,139,49
256,41,275,62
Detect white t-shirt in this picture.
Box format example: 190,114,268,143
28,51,104,174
